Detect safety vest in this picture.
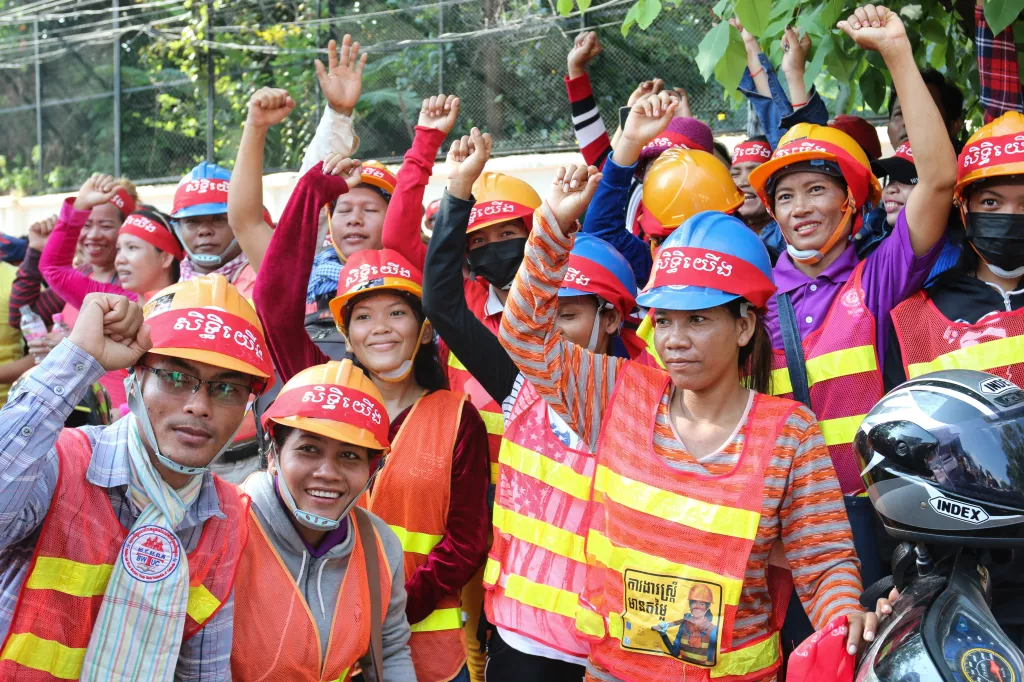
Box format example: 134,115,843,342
635,312,665,369
231,507,392,681
574,362,795,682
0,429,246,681
366,390,469,682
447,350,503,488
483,380,593,658
892,290,1024,384
768,262,883,495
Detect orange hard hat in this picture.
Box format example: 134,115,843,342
955,111,1024,206
748,123,882,216
142,273,273,393
689,583,714,605
467,172,542,235
359,160,398,195
262,359,390,452
329,248,424,336
640,148,744,237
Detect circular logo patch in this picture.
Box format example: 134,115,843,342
122,525,181,583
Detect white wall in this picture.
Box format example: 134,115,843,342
0,127,893,236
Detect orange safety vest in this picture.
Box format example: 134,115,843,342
768,261,883,495
574,362,795,682
447,350,503,489
231,507,392,681
366,390,469,682
0,429,247,681
892,290,1024,384
483,380,593,658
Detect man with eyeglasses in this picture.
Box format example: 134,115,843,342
0,273,273,681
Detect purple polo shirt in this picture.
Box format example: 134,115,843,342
764,208,945,372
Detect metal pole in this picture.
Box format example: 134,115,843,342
33,18,43,186
315,0,322,114
437,0,444,93
206,0,215,162
113,0,121,177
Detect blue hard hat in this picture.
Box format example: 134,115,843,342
637,211,775,311
560,233,638,316
171,161,232,219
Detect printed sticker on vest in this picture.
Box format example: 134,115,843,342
122,525,182,583
621,569,723,666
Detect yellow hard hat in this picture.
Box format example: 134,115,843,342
467,172,542,234
640,148,744,237
262,358,390,452
688,583,714,605
143,273,273,392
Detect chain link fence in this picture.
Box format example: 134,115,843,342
0,0,743,195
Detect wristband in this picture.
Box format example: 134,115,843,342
749,67,764,78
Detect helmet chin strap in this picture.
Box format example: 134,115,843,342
375,320,429,383
585,299,614,352
785,192,856,265
173,222,238,269
125,371,251,477
273,437,386,531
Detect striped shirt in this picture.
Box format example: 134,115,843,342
0,340,234,679
499,205,863,649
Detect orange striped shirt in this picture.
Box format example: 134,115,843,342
499,205,863,644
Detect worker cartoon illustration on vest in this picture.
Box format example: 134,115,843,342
621,570,723,665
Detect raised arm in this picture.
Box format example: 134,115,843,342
39,176,131,308
423,129,521,405
840,5,956,256
499,163,624,451
300,35,366,175
731,18,771,97
565,31,612,169
9,216,65,329
380,94,460,269
253,157,359,381
228,88,296,274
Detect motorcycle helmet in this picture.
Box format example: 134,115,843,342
856,370,1024,546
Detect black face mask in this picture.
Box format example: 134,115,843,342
466,238,527,289
966,213,1024,273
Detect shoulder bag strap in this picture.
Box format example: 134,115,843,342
355,507,385,682
776,292,813,409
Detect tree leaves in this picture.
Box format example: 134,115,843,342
983,0,1024,37
621,0,663,36
734,0,770,36
696,20,731,82
557,0,574,16
860,65,888,114
803,39,832,90
714,24,748,91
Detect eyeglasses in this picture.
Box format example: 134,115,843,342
136,366,252,407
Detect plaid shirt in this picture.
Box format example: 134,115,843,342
0,340,234,680
976,4,1024,122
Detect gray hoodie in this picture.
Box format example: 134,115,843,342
242,471,417,681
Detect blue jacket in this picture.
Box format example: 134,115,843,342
582,155,654,286
737,53,829,150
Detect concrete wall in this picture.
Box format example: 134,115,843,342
0,128,893,236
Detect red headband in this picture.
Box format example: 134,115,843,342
467,200,535,233
172,178,230,216
263,384,389,448
562,254,636,317
644,246,776,308
732,140,772,165
959,132,1024,177
119,214,185,260
892,142,915,164
110,187,137,218
640,131,697,156
146,307,273,385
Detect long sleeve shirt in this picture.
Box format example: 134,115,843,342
977,4,1023,122
566,72,612,169
380,125,447,269
39,198,130,308
0,339,235,679
499,206,863,652
582,155,655,286
253,165,490,620
299,105,360,175
737,53,829,150
8,247,72,330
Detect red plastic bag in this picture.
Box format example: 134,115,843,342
787,615,855,682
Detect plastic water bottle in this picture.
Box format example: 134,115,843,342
51,313,71,338
19,306,47,343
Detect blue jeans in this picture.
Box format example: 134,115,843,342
451,665,471,682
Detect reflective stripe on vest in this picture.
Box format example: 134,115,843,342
447,350,503,487
484,380,595,658
892,291,1024,383
231,501,391,682
768,262,883,495
0,428,246,682
366,390,469,681
578,362,792,681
